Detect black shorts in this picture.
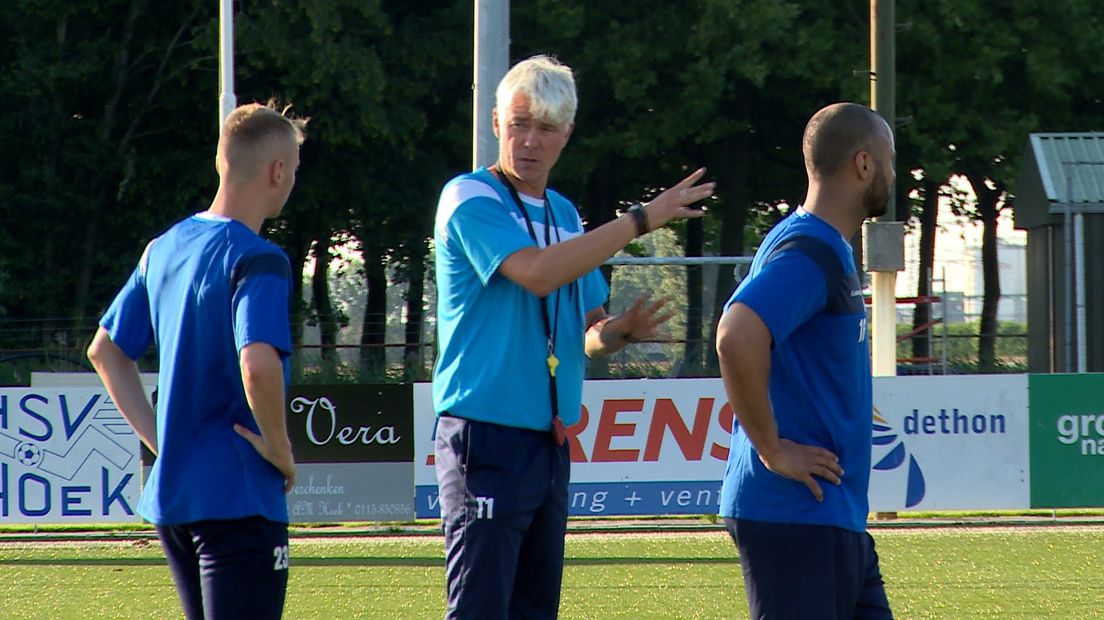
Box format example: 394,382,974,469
435,415,571,620
156,516,289,620
726,518,893,620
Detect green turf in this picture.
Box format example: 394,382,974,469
1,528,1101,619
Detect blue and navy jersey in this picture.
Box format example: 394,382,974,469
432,168,609,431
719,207,872,532
100,213,292,525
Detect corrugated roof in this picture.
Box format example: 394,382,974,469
1028,133,1104,204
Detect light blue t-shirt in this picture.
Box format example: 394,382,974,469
432,168,610,431
719,208,872,533
100,213,292,526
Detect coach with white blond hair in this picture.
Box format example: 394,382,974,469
431,54,714,619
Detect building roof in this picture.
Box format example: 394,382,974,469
1015,132,1104,229
1028,133,1104,203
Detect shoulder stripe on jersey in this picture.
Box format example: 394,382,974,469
769,236,842,279
230,253,291,297
769,236,863,314
138,238,159,278
435,177,503,238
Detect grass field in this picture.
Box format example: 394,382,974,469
1,526,1102,619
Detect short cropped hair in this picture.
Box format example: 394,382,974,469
216,100,308,179
802,103,888,180
496,55,578,127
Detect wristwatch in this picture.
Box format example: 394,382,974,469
626,202,649,237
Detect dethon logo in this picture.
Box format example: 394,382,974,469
1056,414,1104,456
871,407,926,508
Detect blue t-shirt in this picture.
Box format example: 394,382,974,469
100,213,292,526
718,208,872,532
433,168,610,431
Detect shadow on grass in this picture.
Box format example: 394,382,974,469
0,556,738,567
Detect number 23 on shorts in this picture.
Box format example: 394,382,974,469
273,544,290,571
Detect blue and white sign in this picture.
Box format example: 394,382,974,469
0,389,141,523
868,375,1030,511
416,375,1033,518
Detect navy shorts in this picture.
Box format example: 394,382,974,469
726,518,893,620
435,415,570,620
156,516,289,620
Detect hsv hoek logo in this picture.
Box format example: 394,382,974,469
0,390,139,522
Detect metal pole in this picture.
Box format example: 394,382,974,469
473,0,509,170
1075,210,1087,373
1048,225,1057,372
869,0,898,378
218,0,236,132
871,0,895,220
1064,170,1073,372
926,267,933,375
940,268,948,375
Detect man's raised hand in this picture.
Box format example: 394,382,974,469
643,167,715,229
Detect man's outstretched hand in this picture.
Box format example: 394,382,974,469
611,294,674,344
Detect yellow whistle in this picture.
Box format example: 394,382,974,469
547,353,559,377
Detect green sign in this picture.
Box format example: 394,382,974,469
1029,374,1104,507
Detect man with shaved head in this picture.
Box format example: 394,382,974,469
715,102,895,619
89,101,306,619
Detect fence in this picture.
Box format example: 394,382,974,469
0,252,1028,384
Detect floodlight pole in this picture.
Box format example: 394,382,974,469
218,0,237,132
473,0,509,170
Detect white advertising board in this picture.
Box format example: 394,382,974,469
416,378,737,517
0,389,142,523
416,375,1031,517
867,374,1029,511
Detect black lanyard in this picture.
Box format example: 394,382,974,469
491,167,570,445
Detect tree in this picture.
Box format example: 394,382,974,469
0,0,219,351
515,0,870,373
898,0,1104,370
228,0,468,379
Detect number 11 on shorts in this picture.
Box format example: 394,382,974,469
273,545,290,571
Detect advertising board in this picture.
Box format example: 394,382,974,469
286,384,415,522
1027,374,1104,508
0,389,141,523
416,376,1032,517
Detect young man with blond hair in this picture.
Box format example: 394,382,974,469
432,54,714,619
88,101,306,619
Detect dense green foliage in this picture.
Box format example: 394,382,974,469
1,527,1102,618
1,0,1102,380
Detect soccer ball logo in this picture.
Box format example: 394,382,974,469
16,442,43,468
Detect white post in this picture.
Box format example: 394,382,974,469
870,269,898,376
218,0,237,132
473,0,509,170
